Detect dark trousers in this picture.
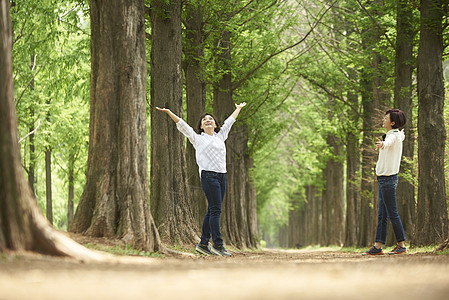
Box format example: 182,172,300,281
200,170,226,247
375,174,406,244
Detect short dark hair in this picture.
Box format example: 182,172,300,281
196,113,221,134
386,109,406,129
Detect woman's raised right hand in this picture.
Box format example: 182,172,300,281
156,107,170,113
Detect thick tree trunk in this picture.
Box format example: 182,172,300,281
313,185,322,245
0,0,102,260
344,89,360,247
287,197,300,248
213,76,245,248
45,98,52,224
27,53,36,194
306,186,317,246
67,153,75,229
150,0,198,245
278,226,288,248
70,0,160,252
416,0,447,245
321,168,329,246
28,112,35,193
245,156,259,248
45,147,52,224
393,0,416,244
183,3,207,229
358,3,391,246
322,132,345,246
358,72,376,247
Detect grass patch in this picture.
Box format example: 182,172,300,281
339,245,449,254
166,244,197,255
435,249,449,255
84,243,164,258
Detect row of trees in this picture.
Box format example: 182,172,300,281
272,0,449,248
1,0,449,256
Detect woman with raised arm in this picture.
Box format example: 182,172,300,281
156,102,247,256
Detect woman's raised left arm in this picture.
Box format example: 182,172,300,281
230,102,247,120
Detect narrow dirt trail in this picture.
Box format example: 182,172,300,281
1,249,448,300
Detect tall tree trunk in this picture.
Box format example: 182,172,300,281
278,226,288,248
45,147,52,225
321,166,329,246
287,197,300,248
28,55,35,194
67,152,75,229
183,3,207,229
344,89,360,247
393,0,416,244
45,99,52,225
28,113,36,194
70,0,160,252
321,97,345,246
358,70,375,247
150,0,198,245
358,1,390,246
245,155,259,248
416,0,447,245
373,48,395,245
322,128,345,246
313,185,322,245
0,0,101,260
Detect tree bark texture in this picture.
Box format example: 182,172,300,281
69,0,160,252
288,187,317,247
278,226,288,248
321,132,345,246
245,156,260,248
313,185,322,245
393,0,416,244
150,0,199,245
358,72,376,247
287,197,303,248
45,147,52,224
67,153,75,229
344,89,360,247
28,110,35,194
183,3,207,229
45,98,52,224
0,0,103,260
416,0,447,245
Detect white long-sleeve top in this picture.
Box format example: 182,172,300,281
176,116,236,175
375,129,405,176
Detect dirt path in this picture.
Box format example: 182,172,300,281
1,248,449,300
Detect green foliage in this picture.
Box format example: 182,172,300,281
10,0,449,247
12,0,90,230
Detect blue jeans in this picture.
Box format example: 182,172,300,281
375,174,406,244
200,171,226,247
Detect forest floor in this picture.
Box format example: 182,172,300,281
1,234,449,300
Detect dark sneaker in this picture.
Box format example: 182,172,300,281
210,245,232,257
388,245,407,255
362,246,384,256
195,243,212,255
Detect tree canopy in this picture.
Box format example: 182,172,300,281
4,0,449,252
